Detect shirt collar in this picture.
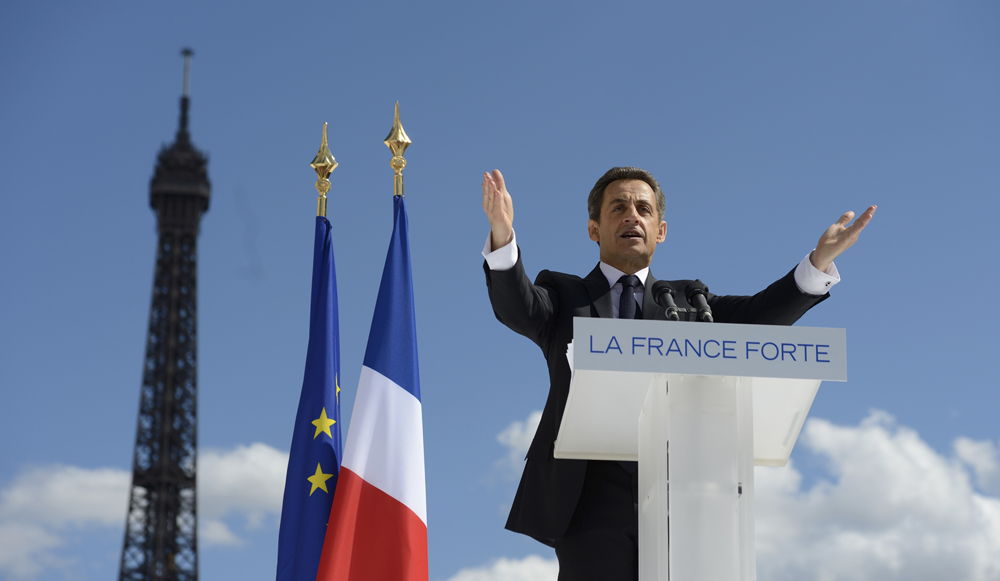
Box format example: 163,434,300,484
599,262,649,289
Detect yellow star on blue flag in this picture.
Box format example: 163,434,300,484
311,407,336,439
307,463,334,496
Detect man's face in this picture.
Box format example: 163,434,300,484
588,179,667,274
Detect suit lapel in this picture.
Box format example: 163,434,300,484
583,264,613,318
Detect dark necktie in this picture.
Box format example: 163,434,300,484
618,274,640,320
617,274,642,480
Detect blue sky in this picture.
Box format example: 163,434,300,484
2,2,999,580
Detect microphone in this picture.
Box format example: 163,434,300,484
685,281,714,323
651,281,680,321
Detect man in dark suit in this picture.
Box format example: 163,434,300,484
481,166,875,580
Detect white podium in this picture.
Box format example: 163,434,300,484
554,318,846,581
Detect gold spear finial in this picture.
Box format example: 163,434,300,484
384,102,411,197
310,122,338,216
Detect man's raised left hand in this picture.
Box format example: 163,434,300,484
810,205,877,272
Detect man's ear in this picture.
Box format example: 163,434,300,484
656,221,667,243
588,219,600,242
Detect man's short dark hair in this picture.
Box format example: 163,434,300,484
587,167,665,223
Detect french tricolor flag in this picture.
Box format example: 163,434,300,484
316,196,428,581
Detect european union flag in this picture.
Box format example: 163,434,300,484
277,216,342,581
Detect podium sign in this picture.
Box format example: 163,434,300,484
555,318,847,581
573,318,845,380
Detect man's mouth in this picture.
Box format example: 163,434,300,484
620,229,643,239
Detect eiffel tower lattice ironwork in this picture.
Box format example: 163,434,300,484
119,48,210,581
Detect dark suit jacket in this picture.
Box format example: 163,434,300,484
484,252,828,546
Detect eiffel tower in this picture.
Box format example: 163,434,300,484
119,48,210,581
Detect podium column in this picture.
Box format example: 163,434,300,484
638,375,756,581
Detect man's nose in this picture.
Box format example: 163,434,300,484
623,204,640,220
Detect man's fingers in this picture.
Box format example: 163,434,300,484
846,205,877,234
492,169,506,193
857,205,877,226
482,170,511,222
482,172,494,212
482,168,513,235
836,210,855,227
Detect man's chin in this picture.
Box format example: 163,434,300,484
602,249,654,272
616,241,651,256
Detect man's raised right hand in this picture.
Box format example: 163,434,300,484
482,169,514,251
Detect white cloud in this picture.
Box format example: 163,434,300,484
199,443,288,527
0,465,130,528
199,518,244,547
0,522,65,579
496,410,542,478
198,442,288,547
0,465,129,579
0,443,289,578
755,410,1000,581
445,555,557,581
955,437,1000,496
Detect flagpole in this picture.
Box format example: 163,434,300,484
311,122,338,216
384,102,411,197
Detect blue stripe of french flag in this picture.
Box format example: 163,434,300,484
317,196,427,581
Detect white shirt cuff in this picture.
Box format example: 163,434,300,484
794,251,840,296
482,230,518,271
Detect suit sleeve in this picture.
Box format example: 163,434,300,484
707,267,829,326
484,250,560,352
